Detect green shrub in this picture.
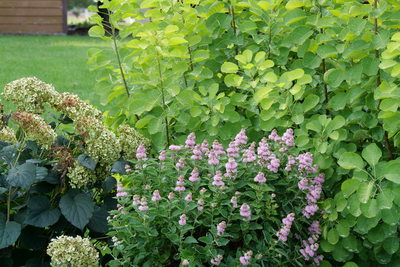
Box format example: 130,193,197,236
0,77,148,266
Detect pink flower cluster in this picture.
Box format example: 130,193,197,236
297,152,318,174
179,214,187,226
116,182,127,197
217,221,226,236
276,213,295,242
225,157,238,178
239,250,253,266
175,176,185,192
240,203,251,221
136,143,147,162
299,173,325,219
300,236,323,265
243,142,256,163
151,190,161,202
139,196,148,211
212,171,224,187
211,255,223,265
185,132,196,149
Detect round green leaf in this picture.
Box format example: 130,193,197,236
357,181,374,204
349,196,361,217
338,152,364,170
384,161,400,183
362,143,382,166
341,179,361,198
336,197,347,212
88,25,105,38
360,199,378,218
337,220,350,237
342,234,358,253
7,163,38,191
383,237,399,255
368,224,385,244
375,244,392,264
321,239,335,252
327,228,339,245
302,94,319,112
377,188,394,210
332,239,353,262
343,262,358,267
221,62,239,73
381,204,400,225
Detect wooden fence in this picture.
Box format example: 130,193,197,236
0,0,67,34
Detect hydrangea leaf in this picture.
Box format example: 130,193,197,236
60,190,95,231
0,213,21,250
25,196,60,228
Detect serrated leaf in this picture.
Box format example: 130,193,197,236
60,191,95,231
7,163,37,191
25,196,60,228
88,206,110,233
0,213,21,250
78,154,96,172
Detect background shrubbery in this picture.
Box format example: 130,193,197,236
87,0,400,266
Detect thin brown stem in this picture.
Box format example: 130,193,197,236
156,55,170,147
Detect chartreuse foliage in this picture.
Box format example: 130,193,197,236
88,0,400,266
323,144,400,265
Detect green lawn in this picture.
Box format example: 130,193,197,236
0,35,111,114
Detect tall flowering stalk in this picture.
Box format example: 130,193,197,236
110,129,325,266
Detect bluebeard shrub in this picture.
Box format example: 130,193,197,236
108,129,327,267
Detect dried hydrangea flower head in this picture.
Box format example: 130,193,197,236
2,77,59,114
12,111,57,150
53,92,103,121
117,125,150,160
46,235,99,267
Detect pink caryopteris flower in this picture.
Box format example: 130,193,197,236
276,213,295,242
239,251,253,266
211,255,223,265
138,196,148,211
234,129,248,146
299,173,325,219
189,167,199,182
191,144,202,160
136,143,147,162
175,176,185,192
212,171,225,187
179,214,187,226
240,203,251,221
116,181,127,197
243,142,256,163
185,132,196,149
217,221,226,236
225,157,238,178
151,190,161,202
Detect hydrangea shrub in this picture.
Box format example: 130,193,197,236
0,77,149,265
108,129,328,267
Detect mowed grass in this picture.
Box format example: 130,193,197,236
0,35,112,114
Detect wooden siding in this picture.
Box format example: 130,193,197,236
0,0,66,34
